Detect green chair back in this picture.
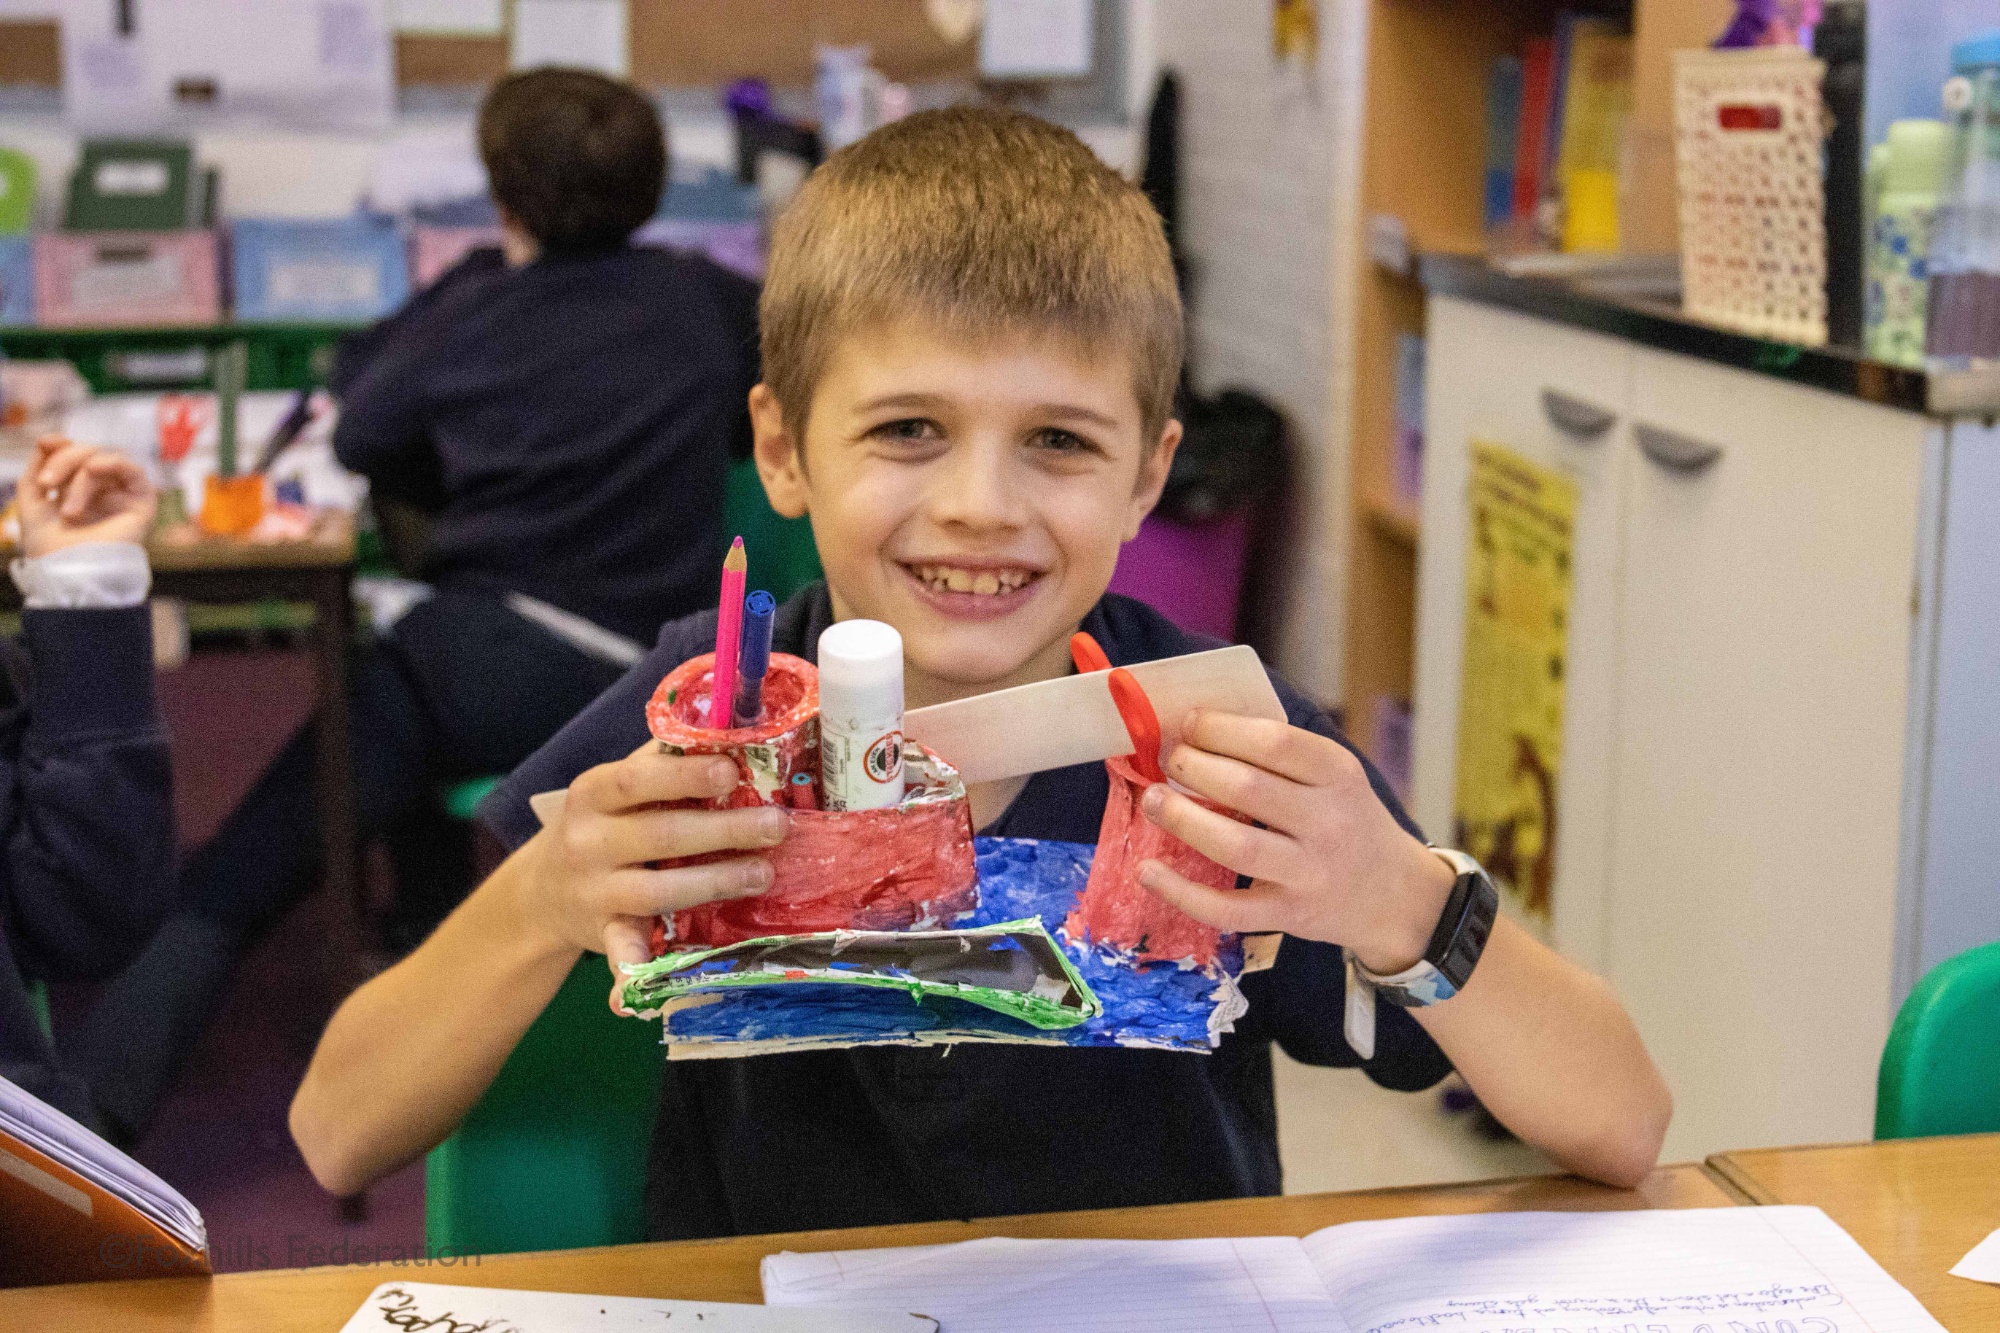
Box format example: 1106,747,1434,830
724,456,820,604
26,978,51,1041
0,148,33,235
423,458,814,1256
1875,938,2000,1140
424,957,663,1255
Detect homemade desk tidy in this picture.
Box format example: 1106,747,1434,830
608,538,1291,1057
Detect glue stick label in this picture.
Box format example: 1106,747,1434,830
822,728,904,810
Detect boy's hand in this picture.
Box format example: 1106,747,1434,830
519,741,790,998
18,436,159,558
1135,710,1455,975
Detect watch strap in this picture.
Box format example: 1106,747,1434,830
1352,847,1499,1008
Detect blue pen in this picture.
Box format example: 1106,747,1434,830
732,589,778,726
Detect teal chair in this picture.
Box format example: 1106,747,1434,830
424,460,818,1254
26,978,51,1040
1875,939,2000,1140
424,956,664,1254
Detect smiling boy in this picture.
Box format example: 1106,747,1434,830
292,109,1669,1234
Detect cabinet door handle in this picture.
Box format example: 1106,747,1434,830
1634,422,1724,475
1541,388,1617,440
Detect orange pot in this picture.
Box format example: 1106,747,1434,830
197,473,265,537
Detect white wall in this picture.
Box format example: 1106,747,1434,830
1147,0,1365,703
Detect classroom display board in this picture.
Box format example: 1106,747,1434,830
59,0,395,134
0,0,979,92
1450,441,1575,928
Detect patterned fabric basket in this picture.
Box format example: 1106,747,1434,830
1673,48,1830,346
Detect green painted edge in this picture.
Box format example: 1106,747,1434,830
620,917,1102,1031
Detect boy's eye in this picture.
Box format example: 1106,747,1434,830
1031,428,1098,455
870,418,943,443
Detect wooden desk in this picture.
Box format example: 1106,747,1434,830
0,1166,1732,1331
1709,1135,2000,1331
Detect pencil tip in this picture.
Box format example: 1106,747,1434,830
723,537,747,571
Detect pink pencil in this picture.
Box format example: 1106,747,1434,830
709,536,747,728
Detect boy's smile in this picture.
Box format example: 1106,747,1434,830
751,319,1179,709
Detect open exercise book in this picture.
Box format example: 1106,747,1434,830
0,1071,207,1285
762,1206,1948,1333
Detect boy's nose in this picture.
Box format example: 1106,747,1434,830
926,438,1026,532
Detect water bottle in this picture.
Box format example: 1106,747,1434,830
1926,33,2000,367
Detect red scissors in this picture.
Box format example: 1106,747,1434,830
1070,632,1167,785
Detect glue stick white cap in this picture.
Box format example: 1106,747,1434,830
816,619,906,811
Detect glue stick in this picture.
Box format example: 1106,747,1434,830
816,619,904,811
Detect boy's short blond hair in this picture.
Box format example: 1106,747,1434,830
760,106,1184,446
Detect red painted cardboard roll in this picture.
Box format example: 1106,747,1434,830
645,654,978,950
648,651,820,807
1064,754,1244,967
669,747,978,948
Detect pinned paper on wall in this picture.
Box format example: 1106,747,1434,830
390,0,503,34
1451,441,1576,926
978,0,1092,79
60,0,394,134
510,0,629,77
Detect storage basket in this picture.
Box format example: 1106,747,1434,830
409,225,503,290
232,216,409,322
32,230,219,328
1673,48,1830,346
0,237,31,326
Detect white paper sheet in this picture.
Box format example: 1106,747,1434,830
1304,1207,1949,1333
392,0,503,33
765,1235,1346,1333
1951,1225,2000,1284
510,0,628,76
978,0,1092,78
763,1207,1949,1333
60,0,395,134
338,1281,936,1332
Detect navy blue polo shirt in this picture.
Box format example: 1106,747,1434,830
482,584,1450,1240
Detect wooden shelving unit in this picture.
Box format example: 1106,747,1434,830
1340,0,1566,759
1338,0,1723,761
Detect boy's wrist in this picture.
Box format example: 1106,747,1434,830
505,832,587,960
1351,843,1456,976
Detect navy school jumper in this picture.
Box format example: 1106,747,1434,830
483,585,1451,1240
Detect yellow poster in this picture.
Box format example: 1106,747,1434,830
1452,442,1576,925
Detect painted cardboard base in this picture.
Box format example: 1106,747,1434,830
652,837,1246,1056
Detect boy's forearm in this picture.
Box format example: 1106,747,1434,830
290,834,581,1197
1410,916,1672,1188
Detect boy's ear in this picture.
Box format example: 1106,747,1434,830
749,384,809,519
1124,417,1182,541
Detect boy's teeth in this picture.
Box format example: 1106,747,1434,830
915,565,1032,595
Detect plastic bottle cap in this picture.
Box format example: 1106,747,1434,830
1885,119,1950,197
817,619,904,698
1954,31,2000,73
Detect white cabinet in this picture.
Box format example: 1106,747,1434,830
1412,293,1991,1161
1608,351,1927,1158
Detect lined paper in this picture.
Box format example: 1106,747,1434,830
763,1235,1351,1333
762,1208,1946,1333
1303,1206,1948,1333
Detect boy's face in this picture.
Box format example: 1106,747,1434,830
752,319,1179,699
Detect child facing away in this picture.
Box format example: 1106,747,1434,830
0,437,172,1133
291,108,1671,1233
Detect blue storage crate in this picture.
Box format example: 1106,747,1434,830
232,215,408,322
0,236,31,326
